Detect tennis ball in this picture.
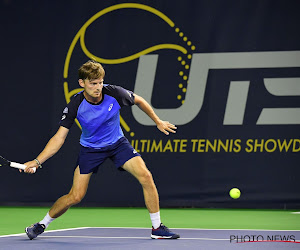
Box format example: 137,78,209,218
229,188,241,199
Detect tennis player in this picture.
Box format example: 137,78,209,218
23,60,180,240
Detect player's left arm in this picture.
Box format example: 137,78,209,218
134,94,177,135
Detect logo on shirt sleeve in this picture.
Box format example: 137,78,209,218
126,91,132,98
63,107,69,114
108,103,114,111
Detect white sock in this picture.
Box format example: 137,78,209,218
39,212,55,228
150,211,161,229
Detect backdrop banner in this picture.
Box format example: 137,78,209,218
1,0,299,208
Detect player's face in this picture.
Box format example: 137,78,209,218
80,77,104,102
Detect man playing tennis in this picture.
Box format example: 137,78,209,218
23,60,180,240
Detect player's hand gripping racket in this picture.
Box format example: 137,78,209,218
0,155,36,173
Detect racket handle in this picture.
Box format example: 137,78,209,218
10,162,37,173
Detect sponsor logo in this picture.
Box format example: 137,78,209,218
132,52,300,126
63,107,68,114
108,104,113,111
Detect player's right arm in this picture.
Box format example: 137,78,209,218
23,92,83,173
22,126,69,173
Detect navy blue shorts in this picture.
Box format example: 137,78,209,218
76,137,141,174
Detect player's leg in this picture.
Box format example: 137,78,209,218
122,156,180,239
25,166,92,240
122,156,159,213
48,166,92,218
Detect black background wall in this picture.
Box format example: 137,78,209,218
0,0,299,208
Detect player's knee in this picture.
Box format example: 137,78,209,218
139,170,154,186
72,195,83,205
69,192,84,205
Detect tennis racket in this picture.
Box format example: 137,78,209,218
0,155,36,173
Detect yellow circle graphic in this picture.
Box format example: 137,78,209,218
63,3,194,134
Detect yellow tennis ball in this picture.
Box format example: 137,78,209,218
229,188,241,199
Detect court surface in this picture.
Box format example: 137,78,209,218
0,227,299,250
0,207,299,249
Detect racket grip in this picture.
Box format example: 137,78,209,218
10,162,37,173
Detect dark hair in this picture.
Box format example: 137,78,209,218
78,60,105,80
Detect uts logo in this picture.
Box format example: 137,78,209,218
63,3,300,136
132,52,300,125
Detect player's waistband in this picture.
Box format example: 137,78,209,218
79,136,127,152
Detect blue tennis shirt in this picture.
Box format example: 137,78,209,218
60,84,135,149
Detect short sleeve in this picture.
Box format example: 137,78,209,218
103,85,135,107
59,92,83,129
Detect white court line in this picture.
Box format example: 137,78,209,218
291,212,300,214
0,227,90,238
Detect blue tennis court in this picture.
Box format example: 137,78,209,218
1,227,299,250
